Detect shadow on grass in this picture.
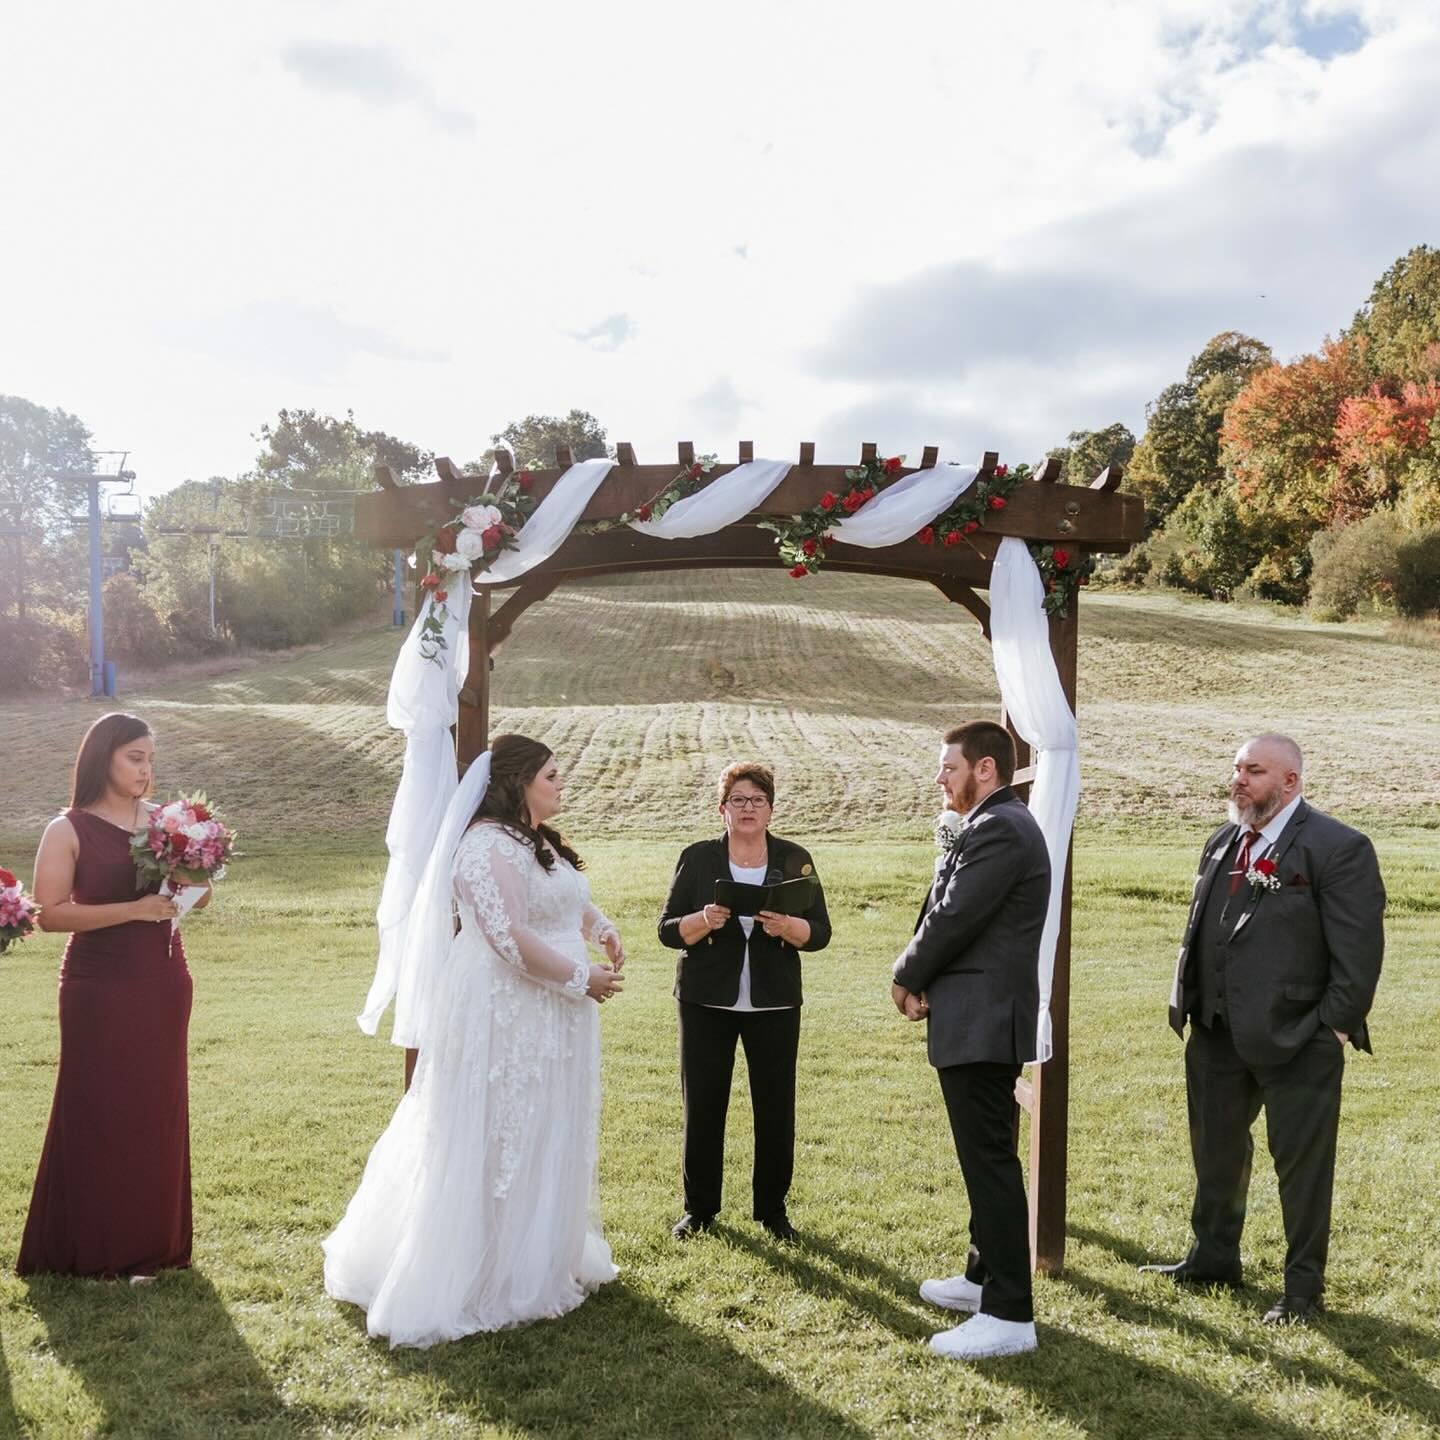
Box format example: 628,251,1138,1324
377,1276,873,1440
1068,1224,1440,1427
24,1270,299,1438
0,1333,19,1439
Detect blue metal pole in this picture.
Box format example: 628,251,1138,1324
393,548,406,627
88,476,105,696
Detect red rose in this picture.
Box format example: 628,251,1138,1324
688,462,703,479
842,491,865,513
1052,548,1069,570
822,535,835,549
421,572,441,589
434,590,448,603
192,803,210,822
943,531,961,547
884,456,903,474
518,473,534,492
0,867,16,888
989,495,1006,510
962,520,980,535
819,491,838,511
1078,573,1089,586
637,503,653,522
864,488,876,501
433,526,458,554
1254,858,1278,876
481,525,503,548
995,463,1009,479
917,526,935,546
789,563,809,578
802,537,818,556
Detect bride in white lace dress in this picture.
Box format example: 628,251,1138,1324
323,735,625,1347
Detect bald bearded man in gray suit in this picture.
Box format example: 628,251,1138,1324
1142,734,1385,1324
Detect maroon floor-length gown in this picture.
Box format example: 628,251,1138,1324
17,808,193,1277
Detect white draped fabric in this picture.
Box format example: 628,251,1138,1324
363,462,1080,1068
629,459,791,538
473,458,615,587
987,537,1079,1064
827,463,978,547
360,583,473,1037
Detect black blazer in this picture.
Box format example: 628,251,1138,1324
659,832,831,1007
892,787,1050,1068
1168,800,1385,1065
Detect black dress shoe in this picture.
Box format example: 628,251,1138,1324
1138,1259,1243,1289
671,1213,716,1240
759,1213,797,1243
1263,1293,1324,1325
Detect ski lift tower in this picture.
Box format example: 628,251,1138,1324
55,452,137,697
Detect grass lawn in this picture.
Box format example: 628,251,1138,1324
2,833,1437,1439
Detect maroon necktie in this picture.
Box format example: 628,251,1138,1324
1228,828,1261,895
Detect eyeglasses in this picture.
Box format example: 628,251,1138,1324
725,795,771,810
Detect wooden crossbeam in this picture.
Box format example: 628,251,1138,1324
678,441,695,467
860,442,877,465
920,446,939,469
373,464,399,491
799,441,815,465
1091,463,1124,491
555,444,574,468
616,442,637,467
493,449,514,477
739,440,754,463
1033,456,1063,483
434,456,463,482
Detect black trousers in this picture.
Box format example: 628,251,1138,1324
677,1001,801,1222
1185,1020,1344,1296
937,1061,1033,1323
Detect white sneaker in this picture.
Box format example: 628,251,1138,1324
929,1312,1038,1360
919,1274,983,1313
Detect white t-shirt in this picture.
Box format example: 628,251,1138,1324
707,860,795,1013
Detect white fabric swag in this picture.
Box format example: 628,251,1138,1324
363,459,1078,1064
988,537,1079,1064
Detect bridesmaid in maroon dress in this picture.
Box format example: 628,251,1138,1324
18,712,208,1279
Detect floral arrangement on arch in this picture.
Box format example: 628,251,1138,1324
758,453,907,577
415,472,536,664
576,456,717,534
0,866,40,953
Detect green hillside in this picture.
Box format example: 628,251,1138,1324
3,573,1435,853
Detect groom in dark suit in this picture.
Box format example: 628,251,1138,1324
892,721,1051,1360
1141,733,1385,1323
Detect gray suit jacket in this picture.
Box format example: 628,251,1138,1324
1168,799,1385,1066
893,788,1050,1069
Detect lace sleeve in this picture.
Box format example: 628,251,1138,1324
578,872,618,946
454,826,589,997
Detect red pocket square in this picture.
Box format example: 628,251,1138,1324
1285,873,1310,889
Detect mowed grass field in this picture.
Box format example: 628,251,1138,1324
1,572,1437,1439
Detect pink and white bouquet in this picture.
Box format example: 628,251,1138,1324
131,794,236,917
0,866,40,952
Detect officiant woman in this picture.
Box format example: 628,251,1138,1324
658,762,830,1242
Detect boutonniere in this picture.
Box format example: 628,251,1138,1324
1246,857,1281,893
935,811,965,856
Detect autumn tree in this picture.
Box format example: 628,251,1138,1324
1049,423,1135,485
1127,332,1273,526
1347,244,1440,384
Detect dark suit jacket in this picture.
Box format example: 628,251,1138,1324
659,832,831,1007
1168,799,1385,1066
892,787,1051,1069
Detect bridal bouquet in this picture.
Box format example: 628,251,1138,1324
0,867,40,952
131,794,236,917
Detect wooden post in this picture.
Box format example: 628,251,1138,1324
457,589,492,768
1027,597,1079,1274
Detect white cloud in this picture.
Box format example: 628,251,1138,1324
0,0,1433,491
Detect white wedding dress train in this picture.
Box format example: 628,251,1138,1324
323,823,618,1347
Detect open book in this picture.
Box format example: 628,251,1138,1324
713,875,817,917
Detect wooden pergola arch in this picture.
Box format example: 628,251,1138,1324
357,441,1145,1274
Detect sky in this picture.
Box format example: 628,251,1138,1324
3,0,1438,498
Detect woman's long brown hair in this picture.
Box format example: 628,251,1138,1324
70,712,153,808
471,733,583,872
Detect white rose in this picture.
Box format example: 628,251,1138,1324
454,527,487,561
461,504,502,530
184,822,209,841
437,550,473,571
